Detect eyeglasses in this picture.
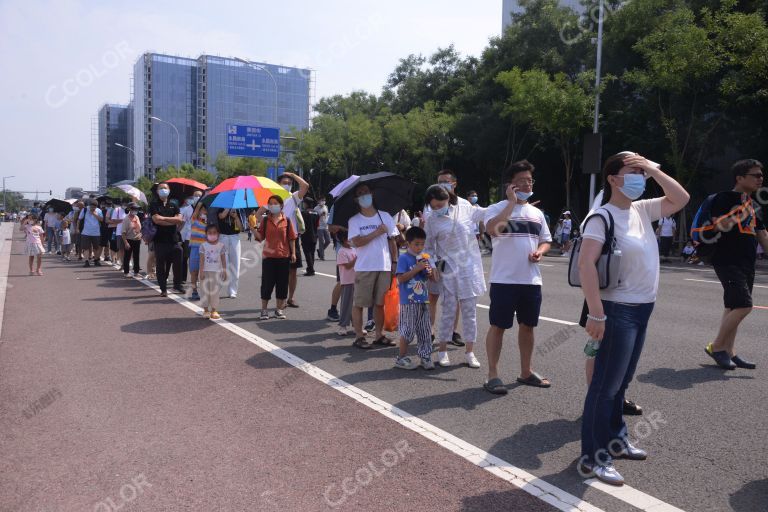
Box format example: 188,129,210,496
515,179,535,185
746,173,764,179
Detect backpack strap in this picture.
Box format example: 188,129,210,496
582,208,615,254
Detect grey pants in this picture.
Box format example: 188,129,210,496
338,284,354,328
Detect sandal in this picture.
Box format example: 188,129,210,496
373,336,396,347
287,300,299,308
483,377,508,395
353,337,372,350
516,371,551,388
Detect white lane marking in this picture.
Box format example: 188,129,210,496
685,278,768,289
660,265,713,273
131,275,603,512
132,274,685,512
0,224,15,339
316,272,579,326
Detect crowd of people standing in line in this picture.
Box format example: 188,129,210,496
16,154,768,488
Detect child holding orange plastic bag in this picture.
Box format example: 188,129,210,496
394,227,437,370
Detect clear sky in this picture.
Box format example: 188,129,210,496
0,0,502,199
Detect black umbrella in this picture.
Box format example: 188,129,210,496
43,198,73,214
330,172,415,228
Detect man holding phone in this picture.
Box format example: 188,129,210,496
483,160,552,394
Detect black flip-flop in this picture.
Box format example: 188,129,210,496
516,372,551,388
353,337,372,349
373,336,396,347
483,378,508,395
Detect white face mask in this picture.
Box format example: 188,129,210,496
281,184,292,192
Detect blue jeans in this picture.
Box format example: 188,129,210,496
581,300,654,464
46,227,58,252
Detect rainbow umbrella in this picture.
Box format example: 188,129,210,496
206,175,289,209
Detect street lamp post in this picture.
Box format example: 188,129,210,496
149,116,180,170
234,57,280,171
589,0,605,207
2,175,14,218
114,143,138,181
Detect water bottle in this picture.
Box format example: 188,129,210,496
584,339,601,358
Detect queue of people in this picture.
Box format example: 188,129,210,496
20,154,767,489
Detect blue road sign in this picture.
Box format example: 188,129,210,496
267,166,285,181
227,124,280,158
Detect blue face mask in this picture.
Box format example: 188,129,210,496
619,174,646,200
469,196,478,204
438,182,453,192
515,191,533,201
434,205,450,216
268,205,282,215
357,194,373,208
158,189,170,199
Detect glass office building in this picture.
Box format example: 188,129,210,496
133,53,198,180
128,52,312,178
97,104,130,190
197,56,311,173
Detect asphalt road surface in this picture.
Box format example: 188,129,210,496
2,229,766,511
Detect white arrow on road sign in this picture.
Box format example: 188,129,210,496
247,140,258,151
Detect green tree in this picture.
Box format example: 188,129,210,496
497,68,596,208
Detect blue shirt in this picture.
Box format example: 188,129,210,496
396,251,429,305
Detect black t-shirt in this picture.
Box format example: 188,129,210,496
300,210,318,242
214,208,240,235
149,201,181,244
711,191,765,267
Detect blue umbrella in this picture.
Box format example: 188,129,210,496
209,189,260,209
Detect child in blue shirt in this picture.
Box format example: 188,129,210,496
395,227,437,370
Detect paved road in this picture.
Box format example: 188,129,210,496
2,230,766,511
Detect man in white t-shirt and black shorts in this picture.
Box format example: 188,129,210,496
483,160,553,394
348,183,400,350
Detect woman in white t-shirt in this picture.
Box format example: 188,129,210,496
576,152,689,486
424,185,486,369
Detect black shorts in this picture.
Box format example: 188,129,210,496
290,238,303,269
659,236,673,257
489,283,542,329
714,264,754,309
100,227,110,247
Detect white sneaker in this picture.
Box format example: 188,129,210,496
337,327,352,336
465,352,481,369
437,352,451,367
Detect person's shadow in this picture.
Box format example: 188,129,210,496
393,386,515,416
730,478,768,511
121,317,206,335
487,418,581,470
460,488,554,512
636,366,753,390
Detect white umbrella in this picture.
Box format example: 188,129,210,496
117,184,148,204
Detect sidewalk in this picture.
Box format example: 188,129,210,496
0,231,555,512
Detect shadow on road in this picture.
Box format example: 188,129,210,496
487,418,581,470
393,387,507,415
460,488,554,512
636,366,753,390
121,317,208,334
729,478,768,512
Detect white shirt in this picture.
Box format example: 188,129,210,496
658,217,676,237
562,218,572,234
425,202,487,299
484,201,552,286
200,241,226,272
395,209,411,231
112,207,127,236
314,204,329,230
79,208,103,237
180,205,194,241
43,212,57,228
348,210,399,272
423,196,471,223
582,198,663,303
60,228,71,245
282,191,302,232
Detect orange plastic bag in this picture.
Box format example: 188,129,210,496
383,277,400,332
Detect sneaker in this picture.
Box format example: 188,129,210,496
364,320,375,332
451,332,466,347
337,327,352,336
421,357,435,370
172,286,186,295
93,260,102,267
202,309,211,319
259,310,270,320
210,311,221,320
326,308,340,321
578,461,624,486
124,273,132,278
190,290,200,301
83,260,91,268
622,399,643,416
274,310,287,319
465,352,481,369
705,343,736,370
394,356,419,370
229,293,237,299
303,270,315,276
611,439,648,461
437,352,451,367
